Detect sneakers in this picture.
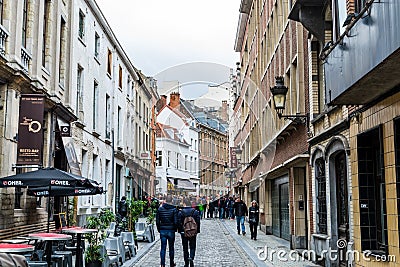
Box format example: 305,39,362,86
188,257,194,267
243,232,246,236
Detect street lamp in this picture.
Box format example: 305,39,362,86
270,76,308,124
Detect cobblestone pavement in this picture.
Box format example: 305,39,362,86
222,219,319,267
131,218,255,267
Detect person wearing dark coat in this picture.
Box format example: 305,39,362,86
233,197,248,235
178,198,201,267
156,195,179,267
248,200,260,240
118,196,128,218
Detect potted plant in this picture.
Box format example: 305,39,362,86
85,208,115,267
126,199,146,247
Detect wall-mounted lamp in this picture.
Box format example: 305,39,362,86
270,76,308,125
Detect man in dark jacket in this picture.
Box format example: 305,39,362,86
118,196,128,218
248,200,260,240
178,198,200,267
156,195,178,267
233,197,248,235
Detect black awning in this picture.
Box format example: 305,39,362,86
288,0,325,41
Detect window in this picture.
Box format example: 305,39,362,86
156,151,162,166
315,158,327,234
118,65,122,89
78,10,85,39
76,65,83,115
42,0,50,67
117,106,121,145
59,18,66,86
185,155,188,170
127,77,131,97
94,32,100,58
357,126,388,254
93,81,98,130
107,49,112,76
167,151,171,167
394,119,400,246
105,94,111,138
176,153,180,169
22,0,28,47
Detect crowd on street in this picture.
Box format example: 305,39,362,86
154,194,260,267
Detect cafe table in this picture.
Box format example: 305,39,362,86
61,227,98,267
28,233,71,267
0,243,34,253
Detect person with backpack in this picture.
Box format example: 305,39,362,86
178,197,200,267
156,195,179,267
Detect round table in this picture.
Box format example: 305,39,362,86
28,233,72,267
0,243,34,253
62,227,98,267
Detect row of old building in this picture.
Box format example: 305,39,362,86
0,0,158,228
231,0,400,266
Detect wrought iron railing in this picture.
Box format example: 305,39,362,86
0,24,8,56
21,46,31,73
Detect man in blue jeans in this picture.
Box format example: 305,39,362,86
156,195,178,267
233,197,248,235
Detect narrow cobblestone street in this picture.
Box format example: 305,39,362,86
128,218,318,267
132,219,255,267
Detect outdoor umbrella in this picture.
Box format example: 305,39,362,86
0,167,103,231
27,185,104,197
0,167,88,188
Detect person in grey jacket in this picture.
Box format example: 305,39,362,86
156,195,178,267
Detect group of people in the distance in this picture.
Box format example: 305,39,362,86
155,194,260,267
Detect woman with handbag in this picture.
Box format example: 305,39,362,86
248,200,259,240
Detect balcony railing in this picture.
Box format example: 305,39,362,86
21,47,32,73
0,24,8,56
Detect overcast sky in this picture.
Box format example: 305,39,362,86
95,0,241,78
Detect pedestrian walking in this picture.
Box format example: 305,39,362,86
233,197,248,235
178,198,201,267
156,195,179,267
118,196,128,218
218,196,225,219
248,200,260,240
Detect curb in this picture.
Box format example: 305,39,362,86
221,220,271,267
123,237,160,267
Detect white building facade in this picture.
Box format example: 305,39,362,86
156,102,199,195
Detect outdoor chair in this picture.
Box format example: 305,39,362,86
121,232,136,257
27,261,47,267
103,237,121,266
107,222,116,237
54,250,72,267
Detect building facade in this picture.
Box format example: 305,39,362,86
233,0,310,251
290,0,400,266
155,95,198,195
0,0,155,229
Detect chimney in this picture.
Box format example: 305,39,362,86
221,100,228,122
169,92,180,109
156,95,167,112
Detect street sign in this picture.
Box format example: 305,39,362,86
60,125,71,137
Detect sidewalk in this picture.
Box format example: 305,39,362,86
221,219,319,267
121,233,160,266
